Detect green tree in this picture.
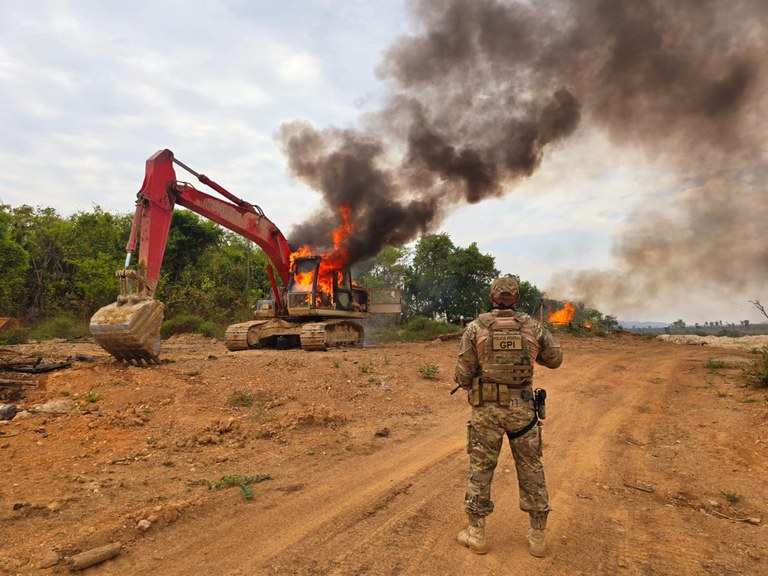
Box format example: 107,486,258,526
355,245,411,289
574,304,620,332
670,319,687,332
405,233,456,318
510,276,545,318
194,232,273,322
0,205,30,316
62,208,133,316
9,205,70,318
161,209,223,282
404,234,499,322
154,210,223,317
442,242,499,321
155,220,276,324
601,314,620,332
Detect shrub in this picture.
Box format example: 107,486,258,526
743,346,768,388
365,316,459,343
401,317,459,342
418,363,439,379
0,327,30,345
721,489,742,504
215,473,271,500
161,314,223,339
30,315,89,341
706,359,727,370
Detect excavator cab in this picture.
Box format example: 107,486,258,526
284,256,347,312
285,256,368,316
286,256,324,311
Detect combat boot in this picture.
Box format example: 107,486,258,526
527,512,548,558
457,516,487,554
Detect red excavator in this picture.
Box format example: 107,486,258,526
89,149,400,363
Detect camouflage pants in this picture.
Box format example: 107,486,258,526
464,397,550,519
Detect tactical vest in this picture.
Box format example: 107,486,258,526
476,312,534,387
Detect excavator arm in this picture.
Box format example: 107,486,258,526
127,149,292,292
90,149,293,363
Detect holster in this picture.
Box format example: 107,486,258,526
534,388,547,419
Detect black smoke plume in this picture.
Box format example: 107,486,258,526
281,0,767,311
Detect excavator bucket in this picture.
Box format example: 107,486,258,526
89,299,164,364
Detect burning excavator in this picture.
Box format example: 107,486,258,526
89,149,400,363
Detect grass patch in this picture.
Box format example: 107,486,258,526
706,358,727,370
249,398,272,425
721,489,742,504
215,473,271,500
418,363,439,379
358,362,373,374
227,389,254,408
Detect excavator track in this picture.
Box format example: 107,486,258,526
89,298,164,364
224,319,364,351
224,320,273,350
300,321,364,351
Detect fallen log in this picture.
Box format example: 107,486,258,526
68,542,122,570
0,357,42,369
623,481,654,493
0,379,27,391
711,510,761,525
4,360,72,374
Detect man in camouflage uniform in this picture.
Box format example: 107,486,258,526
454,277,562,557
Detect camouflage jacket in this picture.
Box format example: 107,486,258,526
454,308,563,388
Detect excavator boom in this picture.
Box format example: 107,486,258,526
128,149,291,291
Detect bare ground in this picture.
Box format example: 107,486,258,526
1,332,767,575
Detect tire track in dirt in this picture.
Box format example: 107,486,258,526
533,345,740,575
261,348,664,575
119,411,468,575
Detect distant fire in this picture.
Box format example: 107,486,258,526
289,205,354,304
548,302,575,325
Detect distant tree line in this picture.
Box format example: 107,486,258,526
0,204,272,328
0,204,616,335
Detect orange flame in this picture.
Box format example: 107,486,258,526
289,205,354,305
548,302,575,325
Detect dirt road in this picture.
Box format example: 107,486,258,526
1,333,766,575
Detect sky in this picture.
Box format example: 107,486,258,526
1,0,766,325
